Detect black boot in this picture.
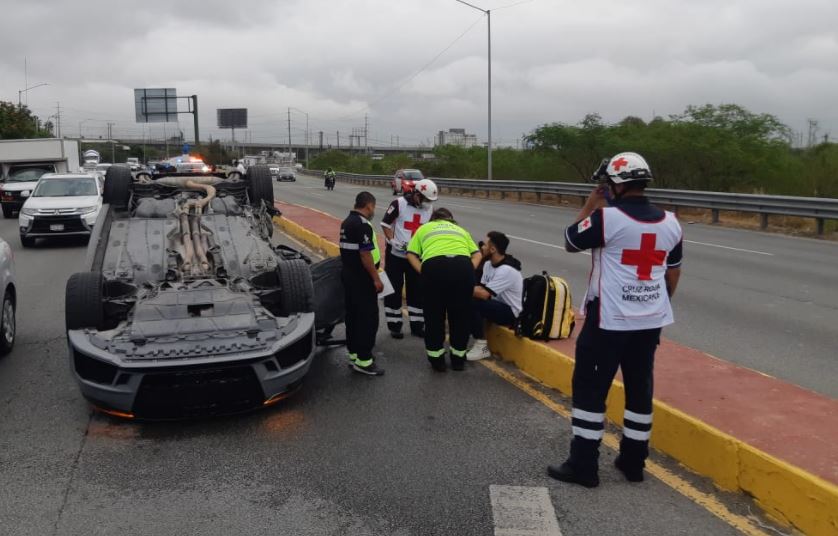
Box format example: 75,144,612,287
614,455,644,482
548,437,601,487
616,437,648,482
429,358,447,372
450,355,465,371
547,462,599,488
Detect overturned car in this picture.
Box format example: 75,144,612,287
65,165,320,419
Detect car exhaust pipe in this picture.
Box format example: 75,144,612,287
179,212,195,272
190,215,210,272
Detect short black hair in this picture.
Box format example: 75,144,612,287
430,207,455,223
487,231,509,254
354,191,376,209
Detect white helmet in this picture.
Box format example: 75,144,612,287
606,152,653,183
414,179,439,201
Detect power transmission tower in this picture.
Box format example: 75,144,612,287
55,102,62,137
807,119,819,148
364,114,369,154
336,131,340,149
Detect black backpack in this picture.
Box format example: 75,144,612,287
515,272,575,340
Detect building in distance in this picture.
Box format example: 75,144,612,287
435,128,479,148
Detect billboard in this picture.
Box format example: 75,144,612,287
134,88,178,123
217,108,248,129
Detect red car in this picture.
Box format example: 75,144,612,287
391,169,425,195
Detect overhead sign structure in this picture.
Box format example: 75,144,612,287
217,108,248,129
134,88,178,123
132,88,200,145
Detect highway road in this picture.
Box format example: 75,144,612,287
0,215,778,535
276,174,838,398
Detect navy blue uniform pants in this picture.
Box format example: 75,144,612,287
568,299,661,475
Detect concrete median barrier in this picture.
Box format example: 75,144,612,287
274,200,838,536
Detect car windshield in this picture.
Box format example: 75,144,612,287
7,165,55,182
280,168,293,173
404,170,424,180
33,178,98,197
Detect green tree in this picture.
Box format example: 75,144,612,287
0,101,52,139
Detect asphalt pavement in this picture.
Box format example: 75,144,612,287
0,214,778,535
275,174,838,398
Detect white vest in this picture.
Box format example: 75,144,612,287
586,207,682,331
391,197,432,258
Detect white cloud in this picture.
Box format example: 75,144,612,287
1,0,835,146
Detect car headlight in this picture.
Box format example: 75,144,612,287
78,206,98,215
21,207,37,216
21,190,31,198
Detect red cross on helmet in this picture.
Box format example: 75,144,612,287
414,179,439,201
606,152,653,184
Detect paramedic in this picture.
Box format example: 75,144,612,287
339,191,385,377
548,152,683,487
406,208,482,372
467,231,523,361
380,179,438,339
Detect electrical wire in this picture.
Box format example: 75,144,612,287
334,14,485,121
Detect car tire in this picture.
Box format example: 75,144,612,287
277,259,314,316
65,272,104,330
247,165,275,207
2,205,13,218
20,235,35,248
0,288,16,356
103,166,132,209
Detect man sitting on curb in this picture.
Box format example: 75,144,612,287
467,231,523,361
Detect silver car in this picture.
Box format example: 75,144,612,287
0,238,16,356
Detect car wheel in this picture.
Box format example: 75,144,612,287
247,165,275,207
277,259,314,316
2,205,13,219
20,235,35,248
103,166,132,209
0,289,16,356
65,272,104,330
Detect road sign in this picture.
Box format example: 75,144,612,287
217,108,248,129
134,88,178,123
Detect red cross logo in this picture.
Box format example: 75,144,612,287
621,233,666,281
404,214,423,236
612,157,629,172
420,183,428,192
580,218,591,230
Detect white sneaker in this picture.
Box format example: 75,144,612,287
466,339,491,361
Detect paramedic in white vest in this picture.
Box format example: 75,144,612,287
548,152,683,488
380,179,438,339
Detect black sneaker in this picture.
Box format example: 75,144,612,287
390,331,404,340
450,357,465,371
547,462,599,488
352,362,385,376
614,455,644,482
429,359,447,372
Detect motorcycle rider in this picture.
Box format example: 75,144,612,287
324,167,336,190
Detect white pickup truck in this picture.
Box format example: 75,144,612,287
0,139,81,218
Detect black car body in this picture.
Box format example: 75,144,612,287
65,165,318,419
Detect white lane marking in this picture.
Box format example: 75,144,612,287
506,235,591,256
490,485,563,536
683,239,773,256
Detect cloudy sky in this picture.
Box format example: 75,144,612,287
1,0,836,148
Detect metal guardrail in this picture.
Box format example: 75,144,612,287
306,170,838,234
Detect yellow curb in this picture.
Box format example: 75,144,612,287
486,325,838,536
277,210,838,536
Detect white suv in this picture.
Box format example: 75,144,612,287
18,174,103,247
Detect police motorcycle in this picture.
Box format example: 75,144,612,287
324,169,336,190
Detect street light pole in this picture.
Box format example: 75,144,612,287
455,0,492,180
17,82,49,110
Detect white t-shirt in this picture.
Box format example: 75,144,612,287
481,261,523,317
